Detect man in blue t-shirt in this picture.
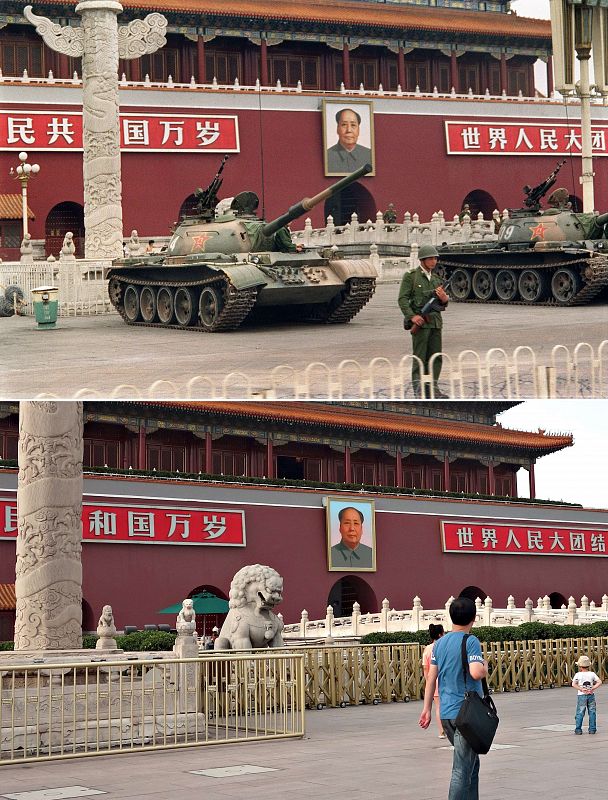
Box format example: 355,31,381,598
419,597,488,800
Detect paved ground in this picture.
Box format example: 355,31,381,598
0,688,605,799
1,283,607,398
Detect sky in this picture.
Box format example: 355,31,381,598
511,0,549,20
498,401,607,509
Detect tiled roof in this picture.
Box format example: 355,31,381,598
0,583,16,611
147,402,573,455
39,0,551,39
0,195,34,221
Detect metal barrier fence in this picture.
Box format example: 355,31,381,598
37,341,608,400
0,651,305,765
0,260,111,317
301,638,608,708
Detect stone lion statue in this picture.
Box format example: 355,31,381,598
97,604,116,633
96,604,117,650
126,229,144,256
60,231,76,260
215,564,284,650
176,598,198,638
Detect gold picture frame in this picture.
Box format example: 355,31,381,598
322,99,375,177
326,496,376,572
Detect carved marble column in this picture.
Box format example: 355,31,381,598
15,402,84,650
24,3,167,259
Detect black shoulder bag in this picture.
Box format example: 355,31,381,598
454,634,499,755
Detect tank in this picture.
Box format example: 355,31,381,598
438,160,608,305
107,159,378,331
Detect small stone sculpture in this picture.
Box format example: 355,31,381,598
20,233,34,262
59,231,76,261
96,604,118,650
215,564,284,650
173,598,198,657
126,229,144,256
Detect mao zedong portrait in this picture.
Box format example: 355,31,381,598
330,506,374,569
326,108,372,173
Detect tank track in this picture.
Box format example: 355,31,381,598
440,254,608,306
108,273,258,332
306,277,377,323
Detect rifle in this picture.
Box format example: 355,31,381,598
404,277,452,334
522,160,566,211
194,155,230,219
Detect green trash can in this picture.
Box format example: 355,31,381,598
31,285,59,329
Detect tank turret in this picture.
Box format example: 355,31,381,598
107,161,378,331
166,162,371,258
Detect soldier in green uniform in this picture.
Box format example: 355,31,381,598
273,226,304,253
398,244,449,398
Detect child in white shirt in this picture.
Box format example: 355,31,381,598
572,655,602,735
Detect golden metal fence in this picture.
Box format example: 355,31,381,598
0,652,305,765
2,638,605,764
301,638,608,708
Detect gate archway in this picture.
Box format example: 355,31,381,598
178,193,198,220
460,189,498,220
45,202,84,257
327,575,377,618
324,181,376,226
187,583,229,636
458,585,487,603
549,591,568,609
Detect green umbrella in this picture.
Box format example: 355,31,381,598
158,590,229,615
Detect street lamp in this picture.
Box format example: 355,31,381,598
10,151,40,241
549,0,598,212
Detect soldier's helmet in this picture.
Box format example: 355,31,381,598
418,244,439,260
547,187,570,209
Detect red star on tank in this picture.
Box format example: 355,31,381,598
529,221,554,240
191,233,212,251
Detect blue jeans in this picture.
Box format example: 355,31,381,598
575,694,597,732
442,719,480,800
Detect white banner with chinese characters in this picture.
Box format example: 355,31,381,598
445,120,608,156
441,520,608,557
0,111,240,153
0,491,245,546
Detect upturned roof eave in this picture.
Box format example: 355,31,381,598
7,0,552,44
119,401,573,459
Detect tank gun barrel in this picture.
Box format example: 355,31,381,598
523,159,566,210
261,163,372,237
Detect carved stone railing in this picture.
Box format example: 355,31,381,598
291,210,500,252
283,594,608,640
3,69,602,108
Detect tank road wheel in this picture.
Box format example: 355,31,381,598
156,287,174,325
199,285,224,331
108,277,122,308
518,269,548,303
450,268,472,300
495,269,518,302
472,269,495,301
174,287,197,327
139,286,157,323
551,267,582,305
123,285,141,322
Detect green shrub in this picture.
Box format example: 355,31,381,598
116,631,176,651
361,621,608,646
360,631,430,646
0,632,176,652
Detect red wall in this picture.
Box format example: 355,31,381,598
0,100,593,254
1,488,606,632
